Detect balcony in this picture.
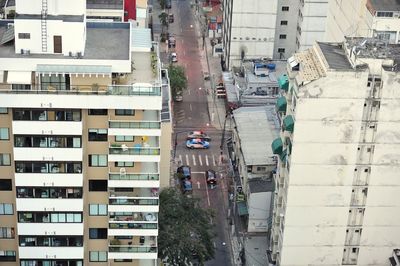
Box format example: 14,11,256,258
109,188,158,198
16,198,84,212
109,172,159,188
12,121,82,135
14,173,83,187
108,147,160,162
108,245,158,260
13,147,82,161
108,198,159,213
17,223,84,236
18,247,84,259
108,222,158,236
108,121,161,137
109,212,158,222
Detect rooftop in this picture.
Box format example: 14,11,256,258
248,178,274,193
317,42,352,70
0,22,130,60
86,0,123,9
233,106,280,166
369,0,400,12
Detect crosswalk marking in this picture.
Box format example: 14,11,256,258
185,154,189,165
179,154,182,165
212,154,216,166
176,153,222,167
198,155,203,166
205,155,209,166
192,155,196,166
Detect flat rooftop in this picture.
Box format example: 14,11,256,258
0,22,130,60
248,178,274,193
87,0,123,9
370,0,400,11
233,106,280,166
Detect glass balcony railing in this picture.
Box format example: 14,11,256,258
109,222,158,229
109,246,157,253
0,85,162,96
109,147,160,155
109,198,158,205
109,121,161,129
109,173,159,181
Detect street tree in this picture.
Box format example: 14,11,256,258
168,65,187,98
159,0,166,9
158,188,215,266
158,12,169,39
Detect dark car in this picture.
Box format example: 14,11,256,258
181,179,193,194
177,166,191,179
205,170,217,184
169,14,174,23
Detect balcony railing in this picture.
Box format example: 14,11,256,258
109,245,157,253
109,121,161,129
109,198,158,205
109,147,160,155
0,85,162,96
109,173,159,181
109,222,158,229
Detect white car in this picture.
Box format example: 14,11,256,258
171,52,178,62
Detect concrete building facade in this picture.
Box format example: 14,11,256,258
0,0,171,265
270,38,400,266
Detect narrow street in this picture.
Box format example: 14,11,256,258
159,0,234,265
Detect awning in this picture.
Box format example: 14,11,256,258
7,71,32,84
278,74,289,91
276,96,287,113
283,115,294,132
280,149,287,162
271,137,283,155
0,25,15,45
237,201,248,216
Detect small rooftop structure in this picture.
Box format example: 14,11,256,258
248,178,274,193
131,28,152,51
86,0,124,10
317,42,352,70
233,106,280,165
369,0,400,12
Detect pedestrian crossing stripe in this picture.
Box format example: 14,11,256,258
176,153,219,167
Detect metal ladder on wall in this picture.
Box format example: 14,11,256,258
41,0,48,52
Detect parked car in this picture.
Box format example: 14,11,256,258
174,92,183,102
177,165,191,179
203,71,210,80
186,138,210,149
168,36,176,48
170,52,178,62
187,130,211,141
205,170,217,184
181,179,193,194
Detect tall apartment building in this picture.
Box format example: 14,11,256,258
222,0,400,69
0,0,171,265
270,38,400,265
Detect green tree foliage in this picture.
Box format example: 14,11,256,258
168,65,187,98
159,0,166,9
158,188,215,266
159,11,169,38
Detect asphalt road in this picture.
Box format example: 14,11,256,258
166,0,233,265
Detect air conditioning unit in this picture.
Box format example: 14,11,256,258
76,52,83,59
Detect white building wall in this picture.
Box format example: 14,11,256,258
228,0,277,67
16,0,86,15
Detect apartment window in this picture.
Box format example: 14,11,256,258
0,204,13,215
90,251,107,262
282,6,289,11
21,260,83,266
88,109,108,115
0,108,7,114
279,34,287,39
89,155,107,167
89,180,108,191
18,33,30,39
40,74,70,91
114,161,134,167
0,228,14,239
280,20,288,25
115,259,133,262
89,228,107,239
115,135,134,142
115,109,135,116
376,11,393,17
12,84,31,90
0,128,9,140
18,212,82,223
0,154,10,166
256,167,267,172
88,129,108,141
278,48,286,53
89,204,108,216
0,250,16,261
0,179,12,191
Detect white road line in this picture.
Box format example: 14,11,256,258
192,154,196,166
205,180,211,206
188,89,191,95
179,154,182,164
212,154,216,166
205,155,209,166
185,154,189,165
189,104,192,111
198,155,203,166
